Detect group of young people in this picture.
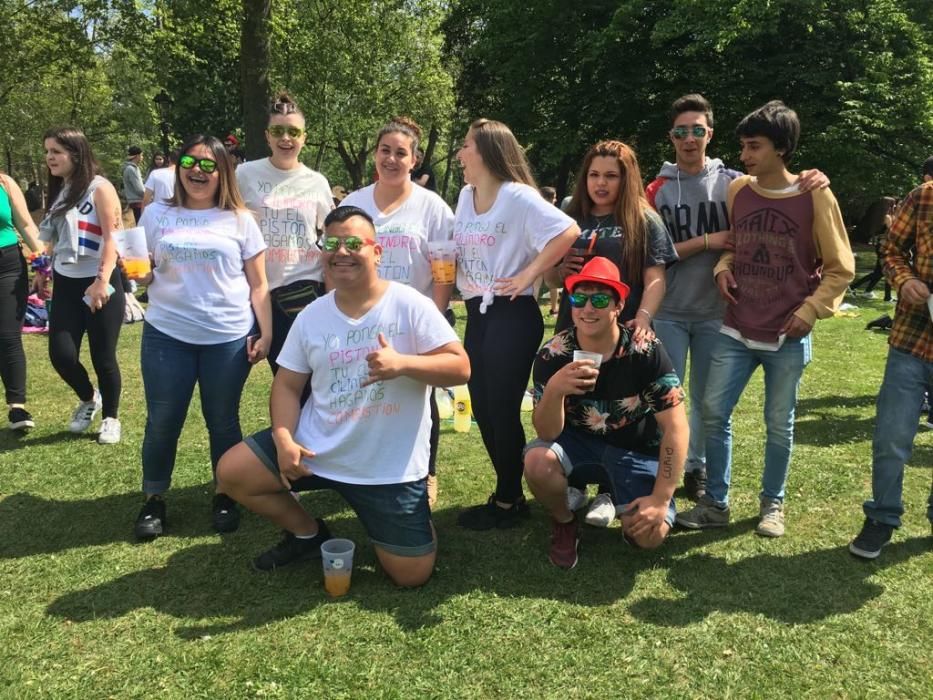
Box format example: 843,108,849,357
1,90,928,585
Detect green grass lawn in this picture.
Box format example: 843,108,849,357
1,250,931,698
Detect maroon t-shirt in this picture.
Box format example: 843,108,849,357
725,185,821,343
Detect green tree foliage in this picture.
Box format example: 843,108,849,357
448,0,933,217
272,0,455,189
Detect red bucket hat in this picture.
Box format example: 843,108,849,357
564,256,631,302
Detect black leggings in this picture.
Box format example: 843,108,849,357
465,296,543,503
0,244,27,404
49,269,125,418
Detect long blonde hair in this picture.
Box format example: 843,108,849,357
469,119,537,188
567,140,650,283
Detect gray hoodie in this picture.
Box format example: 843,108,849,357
646,158,740,321
122,160,145,203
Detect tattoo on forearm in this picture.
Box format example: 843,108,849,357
661,446,673,480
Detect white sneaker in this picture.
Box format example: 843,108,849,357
585,493,615,528
69,389,102,433
566,486,588,511
98,417,122,444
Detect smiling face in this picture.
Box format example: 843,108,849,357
44,138,76,181
586,155,622,216
178,144,220,209
570,282,622,341
457,130,486,185
375,131,416,187
266,113,306,165
322,215,382,289
670,111,712,172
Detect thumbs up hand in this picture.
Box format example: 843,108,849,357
362,332,407,387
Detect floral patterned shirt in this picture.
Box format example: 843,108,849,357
532,324,685,456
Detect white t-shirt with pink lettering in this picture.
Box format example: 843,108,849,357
277,282,459,485
236,158,333,290
454,181,574,300
342,184,454,297
140,203,266,344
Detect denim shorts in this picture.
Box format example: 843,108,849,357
245,428,435,557
524,429,676,526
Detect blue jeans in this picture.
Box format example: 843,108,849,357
245,427,435,557
863,347,933,528
525,429,676,526
654,317,722,473
141,322,252,494
702,332,812,507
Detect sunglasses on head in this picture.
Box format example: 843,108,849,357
316,235,376,253
178,154,218,173
271,101,299,115
568,291,613,309
671,125,709,140
268,125,305,139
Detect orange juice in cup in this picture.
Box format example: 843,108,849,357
428,241,457,284
122,257,151,279
114,227,151,279
321,538,356,598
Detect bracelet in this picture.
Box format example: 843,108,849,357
704,233,709,251
638,308,652,320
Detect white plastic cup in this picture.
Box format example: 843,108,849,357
427,241,457,284
573,350,603,367
114,227,151,279
321,538,355,597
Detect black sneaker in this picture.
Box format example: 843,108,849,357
683,468,708,502
212,493,240,533
849,518,894,559
135,497,166,540
456,494,530,531
8,407,35,431
253,519,332,571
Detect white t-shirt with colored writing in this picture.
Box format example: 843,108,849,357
277,282,459,485
140,203,266,344
454,181,574,300
144,167,176,206
342,184,454,297
236,158,333,290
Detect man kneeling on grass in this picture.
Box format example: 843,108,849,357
217,206,469,587
523,257,688,569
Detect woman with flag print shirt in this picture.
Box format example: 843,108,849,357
39,127,125,445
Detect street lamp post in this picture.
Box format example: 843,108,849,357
153,90,172,156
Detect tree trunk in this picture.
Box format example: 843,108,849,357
241,0,272,161
335,138,368,190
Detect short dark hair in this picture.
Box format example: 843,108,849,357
735,100,799,164
324,205,376,234
127,145,142,156
922,156,933,178
671,94,714,128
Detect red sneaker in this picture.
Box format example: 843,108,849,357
549,517,580,569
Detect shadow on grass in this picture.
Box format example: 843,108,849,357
0,430,97,449
793,395,878,446
44,508,752,636
0,486,361,558
629,537,930,626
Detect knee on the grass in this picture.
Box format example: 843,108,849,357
523,446,566,485
376,547,436,588
621,519,670,550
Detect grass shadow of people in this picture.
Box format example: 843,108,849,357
628,537,930,627
0,486,353,558
45,507,757,637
